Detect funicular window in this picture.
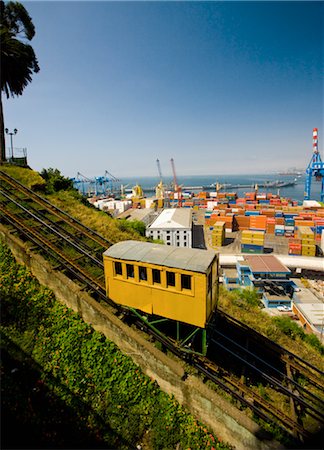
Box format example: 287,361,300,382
166,271,175,287
152,269,161,284
114,261,122,276
139,266,147,281
181,274,191,290
126,264,134,279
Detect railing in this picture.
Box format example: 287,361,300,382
5,147,28,166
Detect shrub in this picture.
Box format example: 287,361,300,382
273,316,305,340
303,333,324,355
117,218,146,237
39,168,74,194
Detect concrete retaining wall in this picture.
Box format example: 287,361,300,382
0,225,283,450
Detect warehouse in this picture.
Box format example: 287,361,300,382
146,208,193,247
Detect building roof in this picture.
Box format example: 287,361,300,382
223,268,238,279
295,303,324,327
243,255,290,274
263,293,291,301
117,208,154,221
148,208,192,229
104,240,216,273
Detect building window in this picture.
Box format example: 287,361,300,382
114,261,122,276
152,269,161,284
166,235,171,240
139,266,147,281
177,243,180,246
183,242,187,247
126,264,134,279
184,234,187,240
181,274,191,290
166,271,176,287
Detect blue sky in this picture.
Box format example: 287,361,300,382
3,1,323,178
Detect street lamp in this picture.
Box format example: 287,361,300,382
5,128,18,162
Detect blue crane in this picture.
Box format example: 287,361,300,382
72,171,120,197
304,128,324,202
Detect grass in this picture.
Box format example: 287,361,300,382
218,287,324,370
0,165,45,189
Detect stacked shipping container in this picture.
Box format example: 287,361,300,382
212,221,226,247
241,230,265,254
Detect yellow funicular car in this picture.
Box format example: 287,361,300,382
103,240,219,354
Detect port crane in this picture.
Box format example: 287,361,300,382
72,172,97,196
156,158,163,182
304,128,324,202
72,171,120,197
170,158,182,207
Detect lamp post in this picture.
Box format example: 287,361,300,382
5,128,18,162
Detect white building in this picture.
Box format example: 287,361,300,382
146,208,192,247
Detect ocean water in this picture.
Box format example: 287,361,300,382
73,174,322,203
120,174,322,204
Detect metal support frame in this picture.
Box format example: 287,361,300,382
129,307,209,355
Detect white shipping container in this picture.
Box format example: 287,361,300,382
207,201,218,209
284,226,295,231
275,225,285,230
209,192,217,198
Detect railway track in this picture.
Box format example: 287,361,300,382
1,169,323,443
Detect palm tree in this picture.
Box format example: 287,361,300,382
0,1,40,163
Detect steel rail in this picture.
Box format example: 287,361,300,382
0,170,112,248
0,204,105,292
193,359,311,438
0,186,104,257
131,316,309,436
210,337,324,423
210,328,324,409
128,314,312,437
0,190,104,269
216,309,324,379
0,212,109,303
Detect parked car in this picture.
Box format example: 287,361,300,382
277,305,292,312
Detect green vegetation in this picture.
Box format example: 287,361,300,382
117,218,147,237
0,0,40,162
219,287,324,369
231,287,262,308
274,316,323,354
39,167,74,194
0,240,229,449
0,166,145,243
0,165,45,189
